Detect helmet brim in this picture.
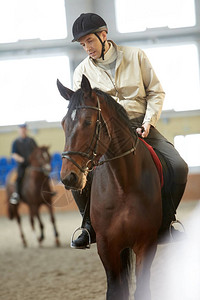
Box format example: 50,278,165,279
72,26,108,42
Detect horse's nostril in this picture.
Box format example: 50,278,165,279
62,172,78,188
69,172,77,183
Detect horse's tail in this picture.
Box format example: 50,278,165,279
120,248,133,298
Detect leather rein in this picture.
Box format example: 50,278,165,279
62,97,138,174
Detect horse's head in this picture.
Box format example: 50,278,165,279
29,146,51,175
57,75,111,190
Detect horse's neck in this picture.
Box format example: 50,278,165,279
104,127,139,191
27,165,44,177
107,120,137,158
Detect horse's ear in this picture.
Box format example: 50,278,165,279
57,79,74,100
81,74,92,97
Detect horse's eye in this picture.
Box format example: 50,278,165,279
84,120,92,127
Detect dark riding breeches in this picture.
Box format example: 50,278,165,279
130,116,189,211
16,165,26,197
145,127,188,185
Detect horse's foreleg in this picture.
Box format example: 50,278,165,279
97,237,131,300
35,209,44,244
47,205,60,247
16,211,27,247
29,209,35,231
134,242,157,300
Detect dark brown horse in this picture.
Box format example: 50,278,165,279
6,146,60,247
57,75,162,300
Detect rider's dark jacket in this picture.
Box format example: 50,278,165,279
12,137,37,167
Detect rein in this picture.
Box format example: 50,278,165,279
62,97,138,173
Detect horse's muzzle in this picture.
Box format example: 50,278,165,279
61,172,79,190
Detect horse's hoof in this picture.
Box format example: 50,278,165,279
23,241,28,248
38,237,44,246
56,238,61,247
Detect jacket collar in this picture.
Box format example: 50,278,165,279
90,40,123,70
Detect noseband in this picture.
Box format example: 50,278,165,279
62,97,138,174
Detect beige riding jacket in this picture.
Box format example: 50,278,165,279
73,41,165,127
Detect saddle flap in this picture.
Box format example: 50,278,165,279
139,138,164,187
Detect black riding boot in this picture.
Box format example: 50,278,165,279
9,167,25,205
171,182,187,211
159,182,187,242
71,175,96,249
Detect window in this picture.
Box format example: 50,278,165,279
174,134,200,167
115,0,196,33
144,44,200,111
0,0,67,43
0,56,71,126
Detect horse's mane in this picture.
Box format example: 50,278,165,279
67,88,134,135
94,88,134,134
67,89,84,111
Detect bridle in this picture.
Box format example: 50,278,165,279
61,96,138,174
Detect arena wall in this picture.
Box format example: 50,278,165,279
0,173,199,217
0,184,77,217
0,112,200,157
0,112,199,217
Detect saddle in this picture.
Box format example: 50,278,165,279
139,138,163,187
139,138,177,233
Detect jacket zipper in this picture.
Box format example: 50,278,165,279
104,71,119,98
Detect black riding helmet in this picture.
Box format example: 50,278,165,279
72,13,108,60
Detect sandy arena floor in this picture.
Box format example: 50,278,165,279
0,200,199,300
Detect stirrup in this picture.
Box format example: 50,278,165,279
70,227,91,249
169,219,185,239
9,192,20,205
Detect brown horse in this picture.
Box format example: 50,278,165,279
6,146,60,247
57,75,162,300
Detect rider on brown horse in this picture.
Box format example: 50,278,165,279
9,123,37,204
69,13,188,249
